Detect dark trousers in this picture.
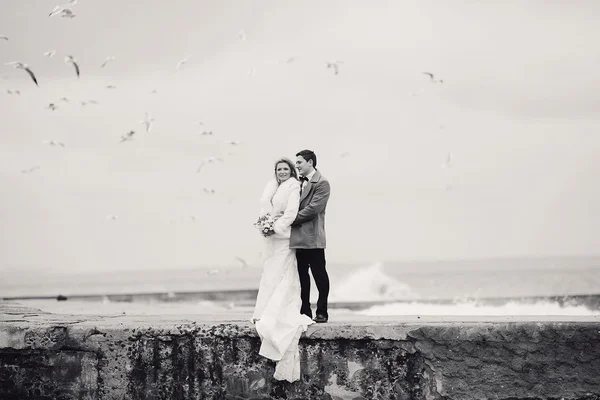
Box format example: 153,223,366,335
296,248,329,319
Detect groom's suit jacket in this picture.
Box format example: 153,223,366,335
290,170,331,249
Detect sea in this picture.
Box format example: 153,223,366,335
2,256,599,317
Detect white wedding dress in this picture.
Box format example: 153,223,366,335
251,178,314,383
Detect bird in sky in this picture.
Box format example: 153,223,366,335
119,130,135,143
0,35,8,41
326,61,343,75
442,153,453,168
224,140,241,145
46,103,58,111
43,140,65,147
64,55,80,78
44,50,56,58
175,55,191,71
100,56,116,68
235,257,250,268
203,187,216,194
423,72,443,83
4,62,39,86
140,112,155,132
49,6,76,18
21,166,40,174
197,157,224,172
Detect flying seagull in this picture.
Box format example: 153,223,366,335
44,50,56,58
140,112,154,132
202,187,216,194
49,6,76,18
423,72,443,83
197,156,224,172
442,153,453,168
46,103,58,111
119,130,135,143
100,56,115,68
48,5,62,16
0,35,8,41
43,140,65,147
238,30,247,41
4,62,38,86
175,55,191,71
64,55,80,78
60,9,76,18
326,61,342,75
235,256,250,268
224,140,241,145
21,166,40,174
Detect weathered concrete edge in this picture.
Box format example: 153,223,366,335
2,302,600,347
2,303,600,400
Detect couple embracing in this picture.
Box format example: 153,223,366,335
251,149,331,383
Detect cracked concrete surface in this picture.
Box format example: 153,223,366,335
1,301,599,399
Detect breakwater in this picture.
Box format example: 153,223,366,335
1,301,599,399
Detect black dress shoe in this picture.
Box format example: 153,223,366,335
313,315,328,323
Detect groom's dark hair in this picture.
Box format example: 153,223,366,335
296,149,317,168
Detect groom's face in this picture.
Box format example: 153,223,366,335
295,155,313,177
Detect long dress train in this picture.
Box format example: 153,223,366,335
251,178,314,382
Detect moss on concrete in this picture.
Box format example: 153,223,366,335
1,302,599,399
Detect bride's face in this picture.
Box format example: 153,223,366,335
276,162,292,182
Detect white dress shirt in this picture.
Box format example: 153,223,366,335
301,169,316,192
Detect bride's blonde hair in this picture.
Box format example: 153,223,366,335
273,158,298,184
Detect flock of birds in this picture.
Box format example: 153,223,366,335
2,1,452,269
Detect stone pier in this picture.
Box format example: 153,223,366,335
1,301,599,399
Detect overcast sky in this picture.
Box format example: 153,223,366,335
1,0,599,273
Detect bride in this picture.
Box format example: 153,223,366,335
251,157,314,383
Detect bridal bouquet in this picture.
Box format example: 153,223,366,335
254,214,276,237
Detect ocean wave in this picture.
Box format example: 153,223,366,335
328,262,419,302
358,300,599,316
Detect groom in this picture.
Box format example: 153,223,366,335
290,149,331,323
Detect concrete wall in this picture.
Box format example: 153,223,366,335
1,302,599,399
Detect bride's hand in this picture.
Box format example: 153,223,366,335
273,211,285,222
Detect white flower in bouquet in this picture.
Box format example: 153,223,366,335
254,214,276,237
